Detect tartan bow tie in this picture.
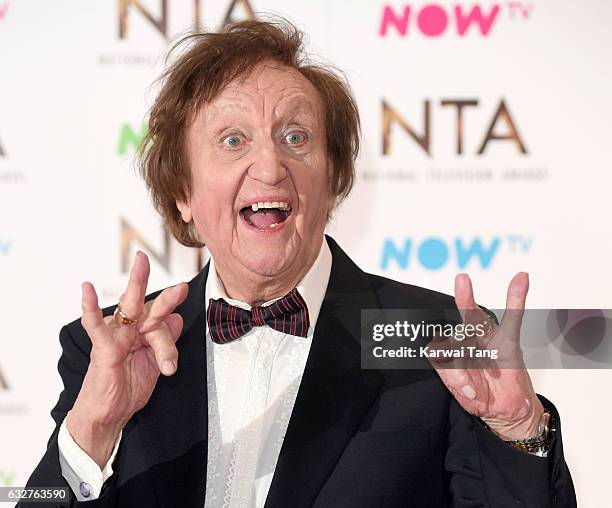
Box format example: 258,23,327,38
207,288,310,344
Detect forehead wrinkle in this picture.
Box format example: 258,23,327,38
250,64,322,122
204,104,248,130
198,67,323,130
203,91,258,125
273,94,320,125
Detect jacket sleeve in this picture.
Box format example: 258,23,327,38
446,394,576,507
18,323,119,507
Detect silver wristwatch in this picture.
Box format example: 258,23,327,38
504,411,555,456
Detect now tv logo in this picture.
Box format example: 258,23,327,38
0,238,11,256
379,2,533,38
0,2,9,21
381,235,532,271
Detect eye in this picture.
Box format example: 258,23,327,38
284,131,306,145
222,134,243,149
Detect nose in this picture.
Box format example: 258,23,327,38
246,138,287,186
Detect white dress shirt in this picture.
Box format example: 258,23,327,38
57,239,332,506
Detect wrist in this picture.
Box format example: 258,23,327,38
483,398,545,441
66,403,124,469
504,410,554,455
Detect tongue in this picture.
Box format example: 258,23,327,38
245,209,286,228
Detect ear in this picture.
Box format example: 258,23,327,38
176,199,193,223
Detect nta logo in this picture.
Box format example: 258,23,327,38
118,122,147,155
0,2,9,22
382,98,527,156
120,217,206,274
118,0,256,40
379,2,533,38
0,365,8,390
0,469,15,487
381,235,532,270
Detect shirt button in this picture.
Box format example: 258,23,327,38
79,481,91,498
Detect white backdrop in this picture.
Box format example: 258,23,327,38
1,1,610,505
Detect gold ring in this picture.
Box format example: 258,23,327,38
481,318,496,337
114,304,137,326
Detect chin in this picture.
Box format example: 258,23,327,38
238,247,295,278
232,223,301,274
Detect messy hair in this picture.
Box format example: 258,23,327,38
139,19,360,247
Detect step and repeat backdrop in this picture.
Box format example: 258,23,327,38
1,0,610,505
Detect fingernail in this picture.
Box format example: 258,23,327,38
162,360,176,376
460,385,476,400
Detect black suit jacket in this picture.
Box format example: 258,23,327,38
23,236,576,507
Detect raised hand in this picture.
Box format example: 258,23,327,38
431,272,545,441
66,251,189,468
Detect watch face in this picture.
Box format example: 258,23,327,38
530,446,549,458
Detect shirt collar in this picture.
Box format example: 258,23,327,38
205,237,332,330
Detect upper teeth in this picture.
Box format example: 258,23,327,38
250,201,290,212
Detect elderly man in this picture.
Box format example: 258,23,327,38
23,20,575,507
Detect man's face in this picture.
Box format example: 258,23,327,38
179,61,333,286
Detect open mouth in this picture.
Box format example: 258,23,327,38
240,201,292,230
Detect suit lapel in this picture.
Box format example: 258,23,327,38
141,264,211,507
264,236,385,508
